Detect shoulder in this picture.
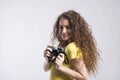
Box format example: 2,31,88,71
65,42,82,60
65,42,77,50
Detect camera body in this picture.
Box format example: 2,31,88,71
48,47,64,62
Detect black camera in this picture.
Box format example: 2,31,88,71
48,47,64,62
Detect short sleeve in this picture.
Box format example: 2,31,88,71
65,42,82,60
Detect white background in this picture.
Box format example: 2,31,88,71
0,0,120,80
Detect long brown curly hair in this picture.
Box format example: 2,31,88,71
51,10,100,75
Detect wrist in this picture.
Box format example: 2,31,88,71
45,60,51,65
56,64,64,71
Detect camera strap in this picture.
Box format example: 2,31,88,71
63,52,69,64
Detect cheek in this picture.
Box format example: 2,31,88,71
68,30,72,35
66,31,71,38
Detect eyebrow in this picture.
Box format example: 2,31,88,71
59,24,70,27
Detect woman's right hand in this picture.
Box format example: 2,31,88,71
43,45,53,71
44,45,53,62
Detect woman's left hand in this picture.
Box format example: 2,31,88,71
55,53,65,67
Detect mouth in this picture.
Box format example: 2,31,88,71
62,34,68,39
62,34,67,37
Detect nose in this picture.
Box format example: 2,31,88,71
62,27,67,33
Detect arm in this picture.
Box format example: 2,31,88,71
55,54,88,80
43,61,51,72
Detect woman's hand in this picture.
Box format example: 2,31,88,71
55,53,65,67
43,45,53,72
44,46,53,62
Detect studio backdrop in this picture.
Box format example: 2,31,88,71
0,0,120,80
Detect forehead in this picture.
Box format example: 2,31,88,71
59,18,69,25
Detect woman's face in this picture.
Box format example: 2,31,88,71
58,18,72,41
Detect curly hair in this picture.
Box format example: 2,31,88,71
51,10,100,75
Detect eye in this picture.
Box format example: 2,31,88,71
66,25,71,29
58,25,63,29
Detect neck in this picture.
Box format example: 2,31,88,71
59,40,72,48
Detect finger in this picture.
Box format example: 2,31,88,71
58,53,64,58
56,56,64,63
44,52,51,58
47,45,53,48
56,56,61,60
46,53,51,57
44,51,50,58
55,58,61,64
45,48,52,53
57,54,64,62
44,48,52,56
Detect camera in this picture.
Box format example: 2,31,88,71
48,47,64,62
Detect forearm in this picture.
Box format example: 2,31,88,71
57,65,87,80
43,61,51,72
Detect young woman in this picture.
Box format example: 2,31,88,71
43,10,100,80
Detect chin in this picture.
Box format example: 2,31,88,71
62,38,69,41
62,36,70,41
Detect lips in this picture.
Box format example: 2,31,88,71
62,34,68,37
62,34,68,39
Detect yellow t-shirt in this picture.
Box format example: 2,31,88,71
50,42,82,80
